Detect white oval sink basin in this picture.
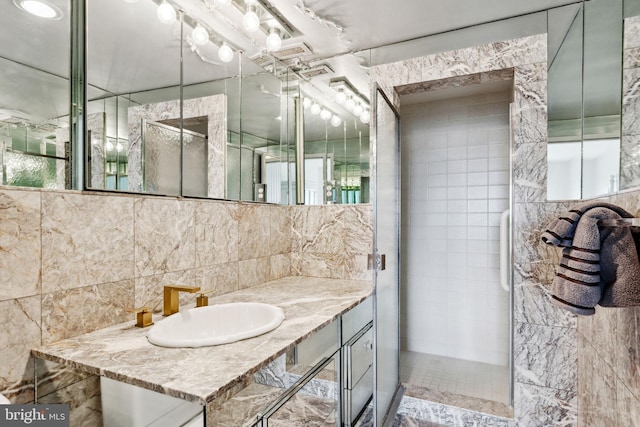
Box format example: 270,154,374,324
147,302,285,348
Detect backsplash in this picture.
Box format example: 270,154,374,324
0,185,372,404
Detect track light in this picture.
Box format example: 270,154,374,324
218,43,234,63
321,109,332,121
192,25,209,45
242,5,260,32
157,2,176,24
266,27,282,52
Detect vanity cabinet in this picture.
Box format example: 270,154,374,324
255,297,373,427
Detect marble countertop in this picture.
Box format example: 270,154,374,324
32,277,372,406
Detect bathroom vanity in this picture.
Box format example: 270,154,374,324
31,277,372,426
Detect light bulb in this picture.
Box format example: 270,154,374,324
345,97,355,111
157,2,176,24
242,8,260,32
360,110,371,124
213,0,231,5
321,109,332,121
192,25,209,45
266,29,282,52
335,90,346,105
14,0,62,19
116,143,124,153
353,102,363,116
331,115,342,127
218,43,234,63
303,98,312,109
310,103,321,115
105,141,115,151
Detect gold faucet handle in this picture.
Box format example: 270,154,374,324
195,290,215,308
127,306,154,328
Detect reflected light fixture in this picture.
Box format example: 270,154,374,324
360,110,371,124
242,5,260,32
303,98,312,109
105,141,115,152
157,2,176,24
13,0,63,19
331,115,342,127
218,43,234,63
320,109,332,121
310,103,321,115
266,28,282,52
345,97,355,112
192,25,209,45
116,143,124,153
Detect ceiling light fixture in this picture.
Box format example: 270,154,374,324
242,5,260,32
360,110,371,124
303,98,312,109
345,97,355,112
310,103,321,115
353,102,363,116
331,115,342,127
335,89,346,105
192,25,209,45
320,109,332,121
218,43,234,63
13,0,63,20
266,27,282,52
157,2,176,24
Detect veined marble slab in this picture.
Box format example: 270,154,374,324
32,277,372,406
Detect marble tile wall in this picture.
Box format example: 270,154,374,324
372,34,580,426
0,187,296,405
575,189,640,427
291,204,373,281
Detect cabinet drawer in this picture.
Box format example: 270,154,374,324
343,366,373,426
342,297,373,345
344,325,373,389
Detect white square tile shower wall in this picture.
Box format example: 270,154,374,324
401,91,511,366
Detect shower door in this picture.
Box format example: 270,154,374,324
372,84,402,425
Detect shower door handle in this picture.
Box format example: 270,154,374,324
500,209,511,292
368,254,386,271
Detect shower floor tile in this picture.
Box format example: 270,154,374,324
400,351,509,404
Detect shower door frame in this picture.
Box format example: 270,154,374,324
371,82,403,426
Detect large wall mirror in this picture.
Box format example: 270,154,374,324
0,0,371,205
547,0,640,200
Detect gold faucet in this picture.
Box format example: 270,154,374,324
163,285,201,316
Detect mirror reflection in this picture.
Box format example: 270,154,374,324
547,0,623,200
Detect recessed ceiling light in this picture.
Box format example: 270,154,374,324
13,0,63,20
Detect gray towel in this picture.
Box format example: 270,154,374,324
541,202,640,315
